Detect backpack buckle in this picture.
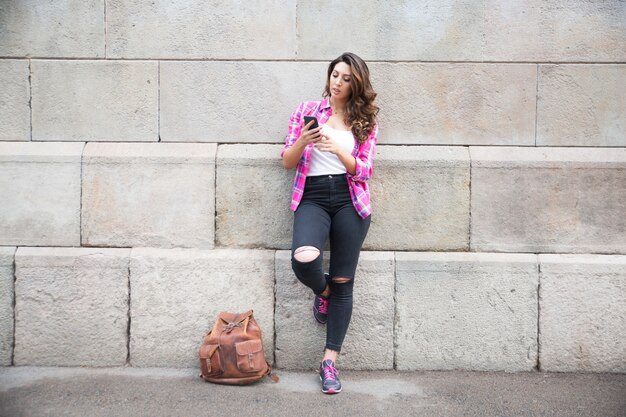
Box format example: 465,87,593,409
224,322,241,333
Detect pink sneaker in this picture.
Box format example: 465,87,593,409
319,359,342,394
313,273,331,324
313,294,329,324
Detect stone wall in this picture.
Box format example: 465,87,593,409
0,1,624,371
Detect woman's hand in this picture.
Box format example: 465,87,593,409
314,134,341,154
297,120,322,146
282,119,322,169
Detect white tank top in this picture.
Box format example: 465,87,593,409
308,125,356,176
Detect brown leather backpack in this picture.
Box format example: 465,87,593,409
199,310,276,385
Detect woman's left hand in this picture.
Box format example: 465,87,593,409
315,134,340,154
315,125,340,155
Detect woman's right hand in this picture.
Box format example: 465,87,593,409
297,120,322,146
282,119,321,169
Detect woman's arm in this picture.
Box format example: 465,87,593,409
282,135,307,169
350,125,378,182
281,102,321,169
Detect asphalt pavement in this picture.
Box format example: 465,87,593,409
1,367,625,417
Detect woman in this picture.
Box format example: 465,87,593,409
281,52,379,394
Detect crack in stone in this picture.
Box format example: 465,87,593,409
28,60,32,141
493,288,515,314
536,260,542,371
126,255,131,366
11,247,17,366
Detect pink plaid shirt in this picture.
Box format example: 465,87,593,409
281,99,378,219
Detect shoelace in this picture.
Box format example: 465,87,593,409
318,298,329,314
322,365,337,381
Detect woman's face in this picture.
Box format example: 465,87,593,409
329,62,352,101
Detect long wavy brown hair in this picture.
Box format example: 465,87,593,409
323,52,379,144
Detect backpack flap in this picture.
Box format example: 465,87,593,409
199,344,221,377
218,310,253,325
234,339,266,373
218,310,253,334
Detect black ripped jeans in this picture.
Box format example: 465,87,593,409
291,174,371,352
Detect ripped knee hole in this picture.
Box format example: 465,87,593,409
293,246,320,263
332,277,352,284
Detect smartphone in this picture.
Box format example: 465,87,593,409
303,116,319,130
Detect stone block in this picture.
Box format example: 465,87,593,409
31,60,158,141
0,60,30,141
275,250,395,370
82,143,216,248
0,0,104,57
395,252,538,371
481,1,626,62
14,247,130,366
216,144,293,248
537,65,626,147
0,142,83,246
370,63,537,145
160,61,325,142
217,145,470,251
0,247,16,366
297,1,625,62
365,146,470,251
107,0,296,59
539,254,626,373
130,248,275,367
470,147,626,254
